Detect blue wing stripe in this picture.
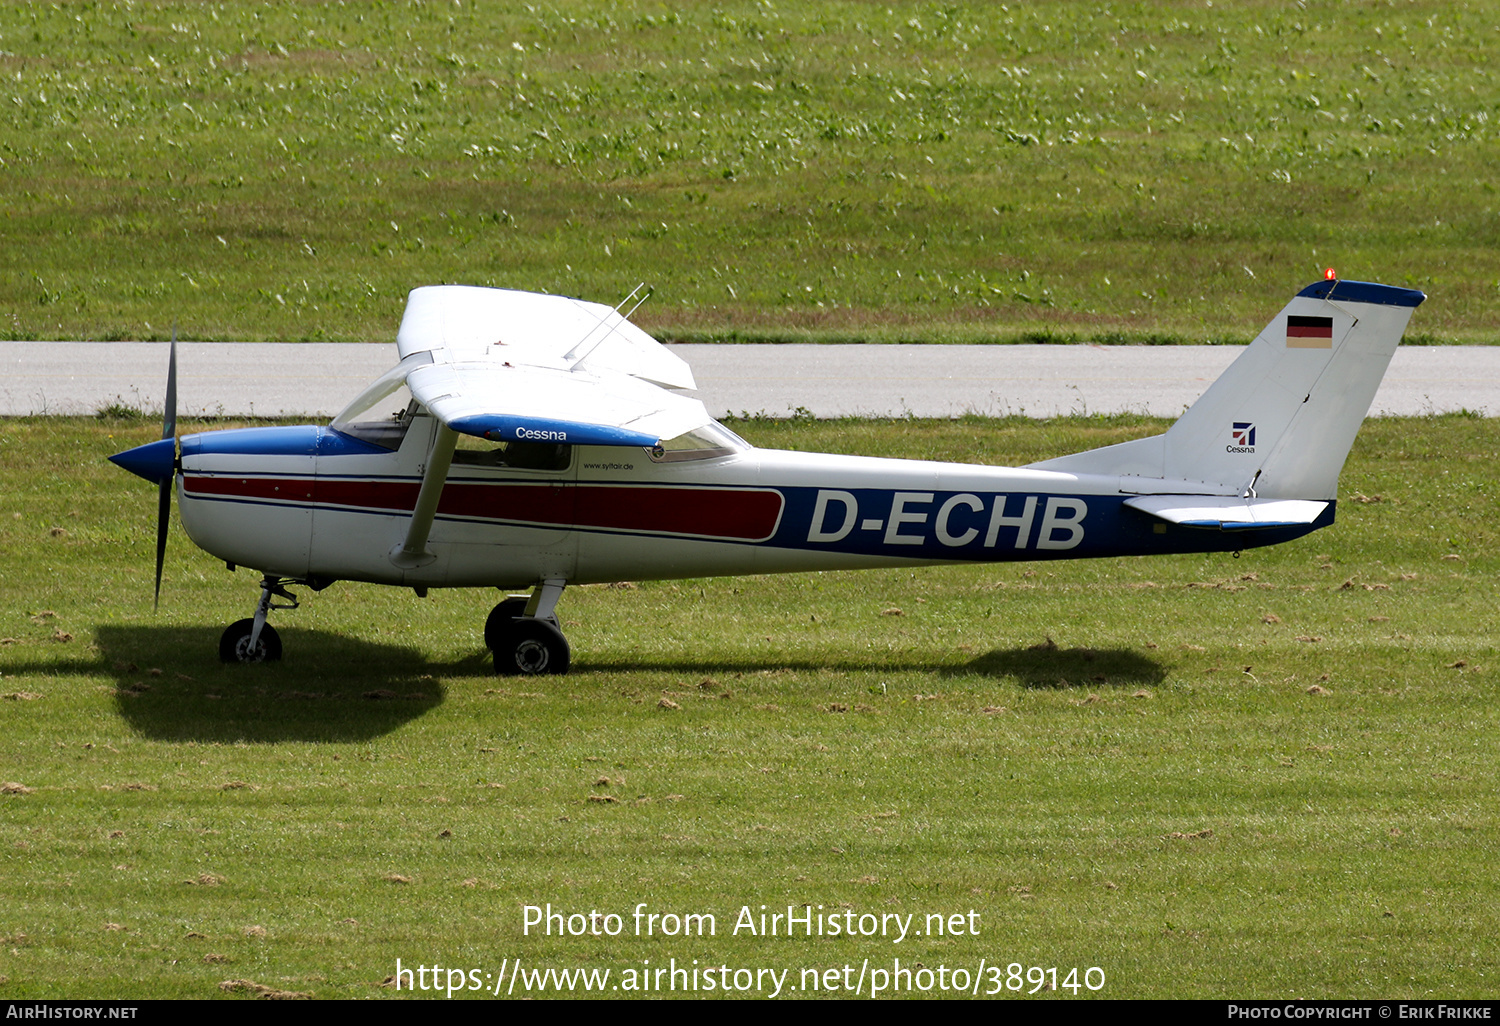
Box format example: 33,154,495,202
449,414,658,448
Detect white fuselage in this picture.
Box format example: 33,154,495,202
177,414,1320,590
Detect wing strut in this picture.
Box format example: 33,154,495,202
389,423,458,569
563,282,652,367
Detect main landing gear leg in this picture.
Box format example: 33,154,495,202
219,575,299,664
489,578,570,676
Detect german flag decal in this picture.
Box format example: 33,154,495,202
1286,315,1334,348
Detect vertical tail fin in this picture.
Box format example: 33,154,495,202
1030,279,1425,499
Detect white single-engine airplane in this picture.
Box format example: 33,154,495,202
110,274,1424,675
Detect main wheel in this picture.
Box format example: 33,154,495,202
219,619,282,664
493,618,570,676
484,596,531,652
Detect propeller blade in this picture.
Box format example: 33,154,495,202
107,333,181,608
154,329,178,608
163,328,177,441
154,477,170,610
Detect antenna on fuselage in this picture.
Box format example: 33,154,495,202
562,281,653,369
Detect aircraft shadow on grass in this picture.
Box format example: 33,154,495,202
80,628,1162,742
90,624,480,744
952,642,1167,689
578,642,1168,689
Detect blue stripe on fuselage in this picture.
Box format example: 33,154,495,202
766,486,1333,561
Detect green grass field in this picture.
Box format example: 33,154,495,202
3,0,1497,1002
3,0,1499,343
1,414,1496,999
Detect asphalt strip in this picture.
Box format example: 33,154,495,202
2,341,1496,419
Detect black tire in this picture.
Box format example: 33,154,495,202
219,618,283,664
484,596,531,652
493,618,570,676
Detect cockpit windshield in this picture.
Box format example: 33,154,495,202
646,421,750,463
330,381,418,451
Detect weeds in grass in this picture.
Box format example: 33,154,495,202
94,399,149,422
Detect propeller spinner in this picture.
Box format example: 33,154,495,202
107,333,179,608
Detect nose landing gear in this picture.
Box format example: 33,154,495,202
219,575,301,664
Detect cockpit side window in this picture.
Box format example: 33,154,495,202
452,436,572,471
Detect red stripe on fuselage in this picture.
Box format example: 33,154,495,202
572,484,784,540
184,476,320,503
183,476,784,541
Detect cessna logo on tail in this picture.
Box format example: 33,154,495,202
1228,422,1256,453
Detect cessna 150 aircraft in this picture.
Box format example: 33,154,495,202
110,274,1424,675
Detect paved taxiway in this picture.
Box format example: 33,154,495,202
3,341,1497,419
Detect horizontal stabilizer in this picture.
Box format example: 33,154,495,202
1125,495,1329,530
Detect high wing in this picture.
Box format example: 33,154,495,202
394,285,710,448
396,284,696,388
355,285,714,567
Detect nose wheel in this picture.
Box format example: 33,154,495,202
488,578,570,676
219,619,282,663
220,575,299,664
